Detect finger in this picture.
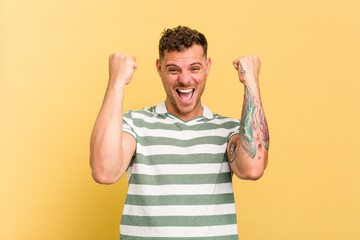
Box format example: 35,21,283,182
233,58,242,68
233,61,239,70
131,56,136,62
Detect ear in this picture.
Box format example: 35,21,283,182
206,57,212,75
156,58,162,76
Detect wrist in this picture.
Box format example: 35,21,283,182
243,79,259,89
107,79,127,92
243,82,261,99
108,76,129,88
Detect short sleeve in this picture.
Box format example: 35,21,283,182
122,110,137,140
228,119,241,140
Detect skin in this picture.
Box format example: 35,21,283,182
89,53,137,184
228,56,269,180
90,46,269,184
156,44,211,121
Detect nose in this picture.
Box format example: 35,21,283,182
178,71,191,85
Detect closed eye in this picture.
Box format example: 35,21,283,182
167,68,179,74
190,66,201,72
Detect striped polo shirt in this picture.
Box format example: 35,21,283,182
120,101,240,239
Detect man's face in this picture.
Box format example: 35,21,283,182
156,44,211,120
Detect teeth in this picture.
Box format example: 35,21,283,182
177,89,193,93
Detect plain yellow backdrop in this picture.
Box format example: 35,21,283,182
1,0,359,239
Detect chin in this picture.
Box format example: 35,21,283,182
175,101,199,115
167,90,202,116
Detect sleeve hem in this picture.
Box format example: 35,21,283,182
122,129,137,140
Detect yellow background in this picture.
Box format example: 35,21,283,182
1,0,359,239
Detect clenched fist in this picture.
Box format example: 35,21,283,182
108,52,137,87
233,55,261,87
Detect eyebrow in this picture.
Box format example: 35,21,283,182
190,62,203,66
165,64,179,68
165,62,203,68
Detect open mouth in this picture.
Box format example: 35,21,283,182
176,88,195,103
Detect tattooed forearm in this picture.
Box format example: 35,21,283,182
240,86,269,159
239,86,257,159
255,107,269,150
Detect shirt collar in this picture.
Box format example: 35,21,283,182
155,101,214,119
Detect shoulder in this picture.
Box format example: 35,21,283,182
123,105,157,119
210,112,240,125
202,105,239,123
205,109,240,139
213,113,238,121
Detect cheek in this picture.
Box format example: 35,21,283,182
162,77,176,90
194,74,207,86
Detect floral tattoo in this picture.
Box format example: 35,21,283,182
239,86,269,159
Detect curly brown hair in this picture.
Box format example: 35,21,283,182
158,26,208,60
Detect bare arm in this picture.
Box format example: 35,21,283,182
90,53,137,184
227,55,269,180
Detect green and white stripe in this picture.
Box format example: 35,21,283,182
122,203,236,216
120,102,240,239
130,162,231,175
120,225,238,239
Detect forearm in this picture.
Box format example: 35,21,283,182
90,84,126,183
90,53,137,184
229,83,269,180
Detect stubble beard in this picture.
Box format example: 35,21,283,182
167,87,204,116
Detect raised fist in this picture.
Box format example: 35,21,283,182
108,52,137,87
233,55,261,86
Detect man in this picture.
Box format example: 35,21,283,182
90,26,269,239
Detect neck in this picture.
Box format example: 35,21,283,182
165,99,203,121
